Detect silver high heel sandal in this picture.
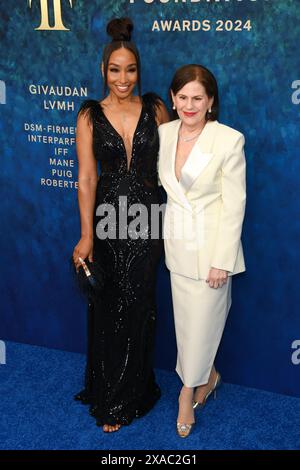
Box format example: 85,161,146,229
193,372,222,410
176,393,195,438
176,422,194,438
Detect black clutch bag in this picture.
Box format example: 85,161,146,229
70,256,104,301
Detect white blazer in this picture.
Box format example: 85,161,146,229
158,119,246,280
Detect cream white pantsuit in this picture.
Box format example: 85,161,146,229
158,119,246,387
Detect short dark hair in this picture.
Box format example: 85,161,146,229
170,64,219,121
102,18,141,96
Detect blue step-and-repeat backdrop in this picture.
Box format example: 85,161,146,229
0,0,299,397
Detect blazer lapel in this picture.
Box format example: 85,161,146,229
163,120,193,211
179,120,218,193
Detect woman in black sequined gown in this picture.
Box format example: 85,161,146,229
72,18,169,432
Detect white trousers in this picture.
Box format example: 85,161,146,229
170,272,232,388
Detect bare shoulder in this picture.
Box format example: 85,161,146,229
155,100,170,125
77,99,99,129
77,111,93,135
142,92,170,125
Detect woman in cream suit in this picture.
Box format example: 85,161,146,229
158,64,246,437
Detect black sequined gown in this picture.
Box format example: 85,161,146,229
75,94,163,426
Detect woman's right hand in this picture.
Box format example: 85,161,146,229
72,236,93,271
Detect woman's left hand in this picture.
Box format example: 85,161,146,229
206,268,228,289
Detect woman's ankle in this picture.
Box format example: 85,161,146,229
180,385,194,396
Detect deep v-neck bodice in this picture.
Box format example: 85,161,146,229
97,100,144,172
175,137,197,183
77,93,161,180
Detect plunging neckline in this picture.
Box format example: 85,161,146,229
174,128,197,183
97,99,144,172
174,122,206,183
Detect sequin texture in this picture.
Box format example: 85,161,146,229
74,94,163,426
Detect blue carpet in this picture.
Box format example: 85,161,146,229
0,341,299,450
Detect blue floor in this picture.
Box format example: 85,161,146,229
0,341,299,450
